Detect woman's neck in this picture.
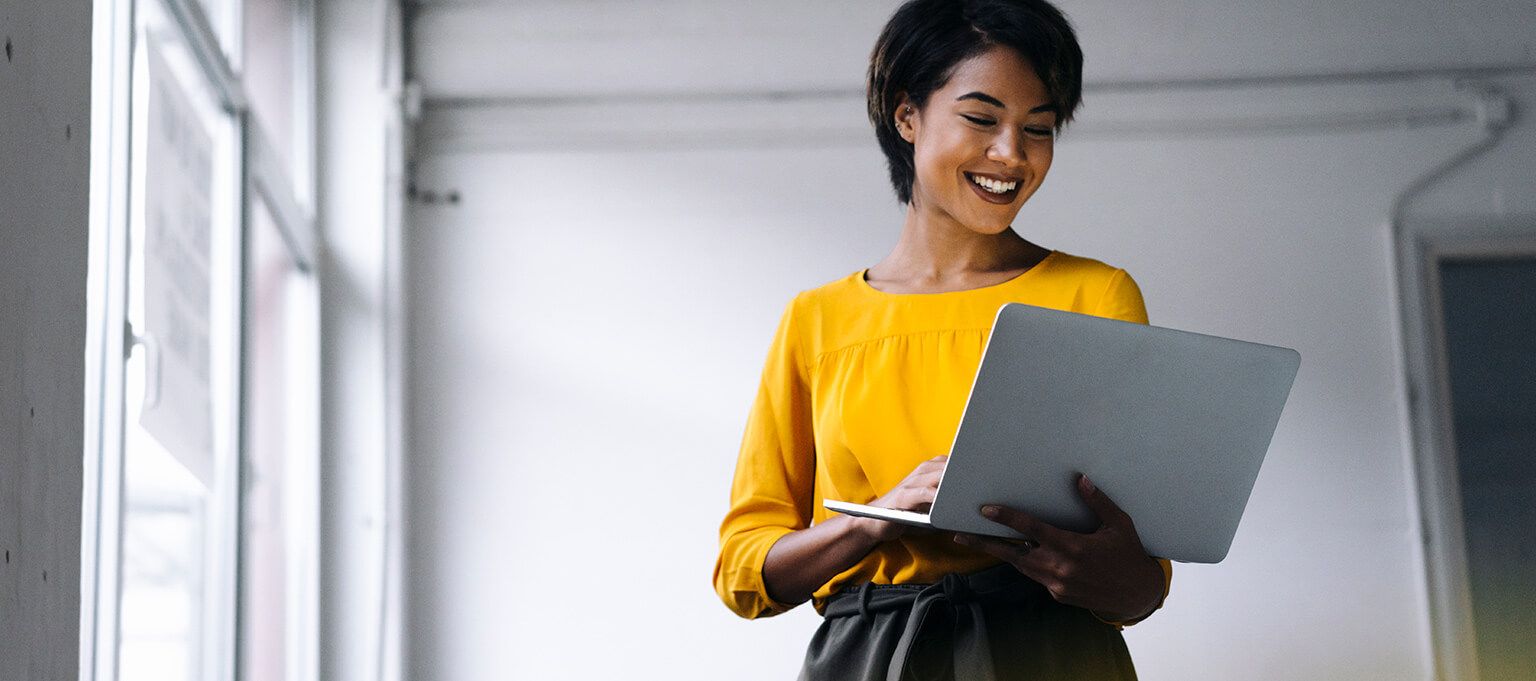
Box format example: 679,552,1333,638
867,204,1048,292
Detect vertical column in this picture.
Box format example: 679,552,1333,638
0,0,94,678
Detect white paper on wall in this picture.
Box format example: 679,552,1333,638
140,38,215,487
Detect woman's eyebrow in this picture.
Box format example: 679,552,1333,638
956,91,1006,107
955,91,1058,114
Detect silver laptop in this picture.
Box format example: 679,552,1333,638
824,302,1300,563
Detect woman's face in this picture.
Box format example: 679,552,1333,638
896,45,1058,235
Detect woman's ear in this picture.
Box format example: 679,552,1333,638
894,94,916,144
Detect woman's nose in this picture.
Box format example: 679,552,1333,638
987,128,1027,165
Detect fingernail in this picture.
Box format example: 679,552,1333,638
981,505,1000,518
1080,475,1096,494
953,534,969,545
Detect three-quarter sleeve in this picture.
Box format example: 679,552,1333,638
713,297,817,619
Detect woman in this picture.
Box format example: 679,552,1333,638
714,1,1172,678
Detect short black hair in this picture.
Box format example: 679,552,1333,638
867,0,1084,204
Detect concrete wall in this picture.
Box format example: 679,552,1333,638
0,0,93,679
404,2,1536,679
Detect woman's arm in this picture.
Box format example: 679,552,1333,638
761,515,884,606
762,455,949,606
716,296,826,619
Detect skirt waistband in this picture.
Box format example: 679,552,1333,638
822,563,1046,620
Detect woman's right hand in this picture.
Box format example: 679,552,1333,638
857,455,948,543
760,455,948,607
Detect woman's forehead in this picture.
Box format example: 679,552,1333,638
939,46,1050,108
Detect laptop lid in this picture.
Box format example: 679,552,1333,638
927,302,1300,563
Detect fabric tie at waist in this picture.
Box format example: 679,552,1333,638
821,565,1046,681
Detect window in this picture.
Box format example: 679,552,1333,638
243,0,314,206
118,2,242,677
238,194,320,681
85,1,320,680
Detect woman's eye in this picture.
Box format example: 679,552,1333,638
961,115,995,126
1025,127,1055,139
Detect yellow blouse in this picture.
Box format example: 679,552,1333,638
713,250,1172,622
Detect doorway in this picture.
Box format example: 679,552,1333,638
1435,255,1536,681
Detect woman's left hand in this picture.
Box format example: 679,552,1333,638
953,474,1165,622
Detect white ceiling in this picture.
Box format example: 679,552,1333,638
408,0,1536,102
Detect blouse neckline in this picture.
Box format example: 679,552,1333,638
855,250,1059,298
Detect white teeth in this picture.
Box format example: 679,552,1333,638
969,174,1017,194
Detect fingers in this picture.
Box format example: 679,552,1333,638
867,456,949,516
979,504,1069,545
874,488,934,509
953,534,1052,583
914,455,948,475
875,477,940,512
903,457,946,493
893,468,943,498
954,534,1039,557
1076,474,1131,528
954,479,1160,614
909,485,938,511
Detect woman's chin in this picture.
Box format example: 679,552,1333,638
962,218,1018,236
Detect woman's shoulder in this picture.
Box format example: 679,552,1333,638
779,270,869,316
768,270,898,359
1039,250,1135,283
1040,250,1147,323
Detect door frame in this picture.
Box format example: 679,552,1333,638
1396,215,1536,681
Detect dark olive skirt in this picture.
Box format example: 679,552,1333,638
798,564,1137,681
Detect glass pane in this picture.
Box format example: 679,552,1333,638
240,197,319,681
118,0,240,678
1440,257,1536,680
197,0,240,62
244,0,304,196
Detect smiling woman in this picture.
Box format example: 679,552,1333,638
892,46,1059,237
713,1,1172,679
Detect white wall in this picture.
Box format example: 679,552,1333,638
404,2,1536,679
410,0,1536,100
0,0,93,677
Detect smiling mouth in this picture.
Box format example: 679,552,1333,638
965,172,1022,203
967,173,1018,193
